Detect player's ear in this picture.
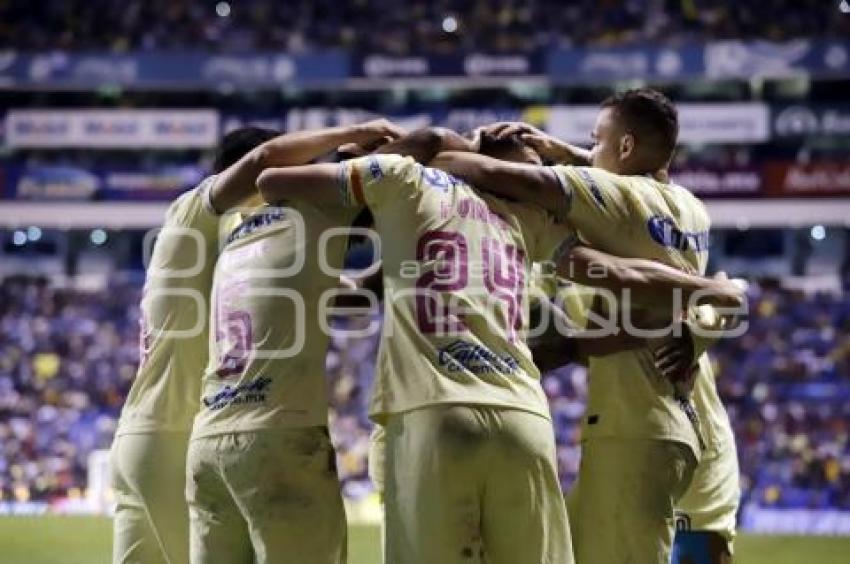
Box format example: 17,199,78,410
618,133,635,162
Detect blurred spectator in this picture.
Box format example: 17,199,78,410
2,275,850,512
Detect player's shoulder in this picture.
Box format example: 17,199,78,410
374,153,470,196
496,195,552,225
165,174,219,226
352,153,418,179
666,181,710,222
553,164,619,186
223,205,285,248
554,164,637,208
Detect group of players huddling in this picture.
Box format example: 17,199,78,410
111,88,747,564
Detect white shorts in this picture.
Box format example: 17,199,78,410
384,405,572,564
676,441,740,546
111,431,191,564
567,438,698,564
186,427,347,564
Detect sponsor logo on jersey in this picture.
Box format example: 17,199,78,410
202,376,272,410
438,339,520,375
647,215,709,252
420,165,457,193
227,208,285,244
578,168,606,208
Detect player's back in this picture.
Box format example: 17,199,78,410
340,154,574,564
341,154,570,423
552,165,713,457
192,201,357,438
118,177,229,434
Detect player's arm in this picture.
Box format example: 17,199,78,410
375,127,475,163
559,246,745,310
257,127,471,207
209,119,405,213
530,297,644,371
653,276,747,383
259,153,418,212
429,151,568,217
256,163,342,206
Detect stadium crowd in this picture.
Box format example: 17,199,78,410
1,0,846,54
1,274,849,511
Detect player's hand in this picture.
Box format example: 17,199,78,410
519,131,590,165
482,121,591,165
482,121,543,141
697,271,747,310
653,327,697,394
468,127,485,152
337,135,395,157
350,119,406,144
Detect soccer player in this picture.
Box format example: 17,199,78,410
429,88,740,564
493,119,743,564
258,150,576,564
358,133,743,505
111,126,274,564
111,120,403,564
186,125,481,564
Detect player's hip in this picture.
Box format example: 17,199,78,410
186,427,342,520
111,430,192,499
579,406,704,463
190,407,329,441
384,403,557,465
578,437,700,506
188,425,333,455
115,408,196,436
187,426,337,480
676,443,740,536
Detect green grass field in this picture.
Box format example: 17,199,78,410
1,517,849,563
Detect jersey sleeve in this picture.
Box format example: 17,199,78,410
338,154,421,211
165,175,223,237
549,165,635,230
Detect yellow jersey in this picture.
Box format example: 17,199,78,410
117,177,232,434
340,154,572,423
552,165,712,458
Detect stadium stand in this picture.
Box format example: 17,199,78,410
2,275,849,514
1,0,847,53
2,0,850,550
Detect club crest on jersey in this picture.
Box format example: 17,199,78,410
647,215,709,252
227,209,286,244
202,376,272,410
438,339,520,375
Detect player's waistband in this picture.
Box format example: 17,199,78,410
370,398,553,426
189,420,331,441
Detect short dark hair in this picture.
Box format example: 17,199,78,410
478,132,539,164
478,132,523,157
601,88,678,169
213,126,278,173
